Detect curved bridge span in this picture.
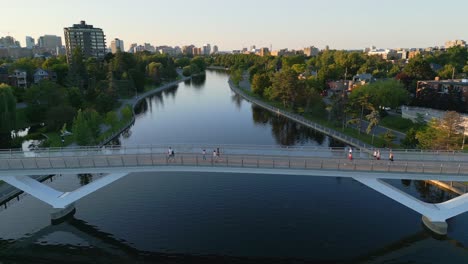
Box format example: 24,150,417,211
2,145,468,235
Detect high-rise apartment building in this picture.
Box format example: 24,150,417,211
64,21,106,62
110,38,124,53
25,36,35,49
212,45,219,54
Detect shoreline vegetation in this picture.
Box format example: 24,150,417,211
1,51,209,149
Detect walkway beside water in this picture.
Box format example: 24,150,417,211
229,80,372,150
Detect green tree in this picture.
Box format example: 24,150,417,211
104,111,119,130
46,105,77,131
72,109,101,145
67,87,84,109
175,57,191,68
191,56,207,71
182,66,192,77
0,84,16,142
147,62,162,84
381,130,396,147
268,69,303,108
72,109,92,146
251,73,271,96
403,56,435,81
291,64,307,74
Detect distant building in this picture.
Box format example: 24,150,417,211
9,70,27,88
144,43,155,53
445,39,466,49
0,36,20,48
64,21,106,63
367,49,398,60
38,35,62,54
417,79,468,102
0,66,9,84
303,46,319,57
212,45,219,54
259,47,270,57
352,73,374,85
157,46,176,56
110,38,124,53
25,36,35,49
203,44,211,55
270,49,288,56
33,68,56,84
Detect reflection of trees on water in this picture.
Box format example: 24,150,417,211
231,94,243,109
251,106,325,146
162,85,179,98
413,181,457,203
121,127,132,139
78,174,93,186
134,98,148,115
109,137,121,145
328,137,346,148
191,74,206,88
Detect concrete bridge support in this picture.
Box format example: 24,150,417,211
355,177,468,235
2,173,128,222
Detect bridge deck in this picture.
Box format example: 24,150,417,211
1,150,468,181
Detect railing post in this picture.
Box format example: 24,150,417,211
257,158,259,168
196,156,198,166
241,159,244,167
405,162,408,173
422,163,424,173
320,160,323,169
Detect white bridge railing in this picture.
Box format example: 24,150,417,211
1,150,468,177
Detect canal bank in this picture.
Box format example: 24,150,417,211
228,79,372,151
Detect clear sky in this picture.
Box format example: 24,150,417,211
2,0,467,51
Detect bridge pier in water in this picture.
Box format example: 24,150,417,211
421,216,448,235
51,203,76,224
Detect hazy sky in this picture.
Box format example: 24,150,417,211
2,0,467,51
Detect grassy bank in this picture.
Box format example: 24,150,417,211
239,86,391,148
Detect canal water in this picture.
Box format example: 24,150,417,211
1,70,468,263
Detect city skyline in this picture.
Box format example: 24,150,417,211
1,0,468,51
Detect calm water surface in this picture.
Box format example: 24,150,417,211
1,71,468,263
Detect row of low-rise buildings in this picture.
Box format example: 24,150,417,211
0,66,57,88
233,45,320,57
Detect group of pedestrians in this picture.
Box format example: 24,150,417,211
168,147,221,163
347,147,394,162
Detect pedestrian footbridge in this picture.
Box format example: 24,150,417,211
2,145,468,235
